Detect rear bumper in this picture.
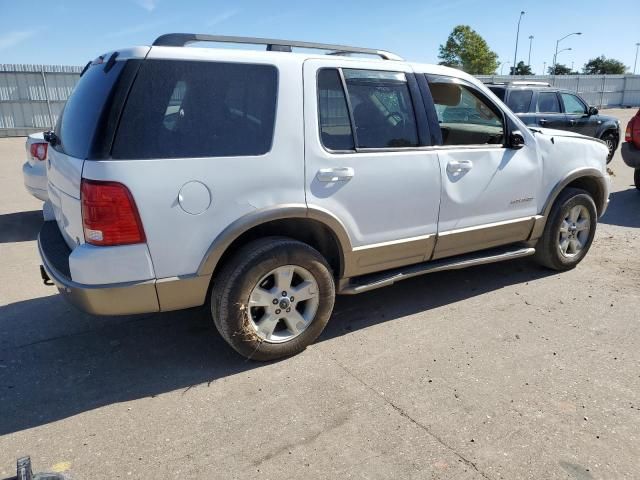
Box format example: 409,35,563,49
38,221,160,315
621,142,640,168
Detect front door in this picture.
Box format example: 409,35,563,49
303,59,442,277
424,75,540,259
560,92,598,136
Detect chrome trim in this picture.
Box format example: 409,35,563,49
340,247,536,295
432,217,536,260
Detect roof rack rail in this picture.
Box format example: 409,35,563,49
152,33,404,61
484,80,551,87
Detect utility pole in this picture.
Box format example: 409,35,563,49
528,35,534,67
513,11,525,75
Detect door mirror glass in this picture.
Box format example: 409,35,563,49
509,130,525,149
588,106,599,116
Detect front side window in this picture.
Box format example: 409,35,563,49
112,60,278,159
507,89,533,113
343,69,419,149
537,92,561,113
560,93,587,115
428,78,504,146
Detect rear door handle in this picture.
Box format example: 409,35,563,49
317,167,354,182
539,119,548,125
569,119,576,125
447,160,473,174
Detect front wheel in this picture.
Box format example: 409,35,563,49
534,188,597,271
602,132,618,164
211,237,335,361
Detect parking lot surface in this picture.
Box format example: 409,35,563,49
1,109,639,479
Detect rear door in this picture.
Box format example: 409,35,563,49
505,89,537,126
535,90,567,130
303,59,442,277
560,92,597,136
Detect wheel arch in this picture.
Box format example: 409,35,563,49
197,205,352,282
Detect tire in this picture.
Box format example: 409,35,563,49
635,169,640,191
211,237,335,361
534,188,598,271
602,131,618,164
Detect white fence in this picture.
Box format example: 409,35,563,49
1,65,639,137
0,64,82,137
477,74,640,109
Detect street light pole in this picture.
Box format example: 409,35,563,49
553,32,582,74
543,61,547,75
513,11,526,75
501,61,512,76
634,43,640,74
528,35,534,67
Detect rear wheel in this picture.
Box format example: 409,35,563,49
635,169,640,191
535,188,597,271
602,131,618,164
211,237,335,361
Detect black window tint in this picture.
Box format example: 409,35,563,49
488,86,506,101
57,61,127,159
507,89,533,113
343,69,418,148
112,60,278,159
537,92,560,113
317,69,354,150
428,79,504,146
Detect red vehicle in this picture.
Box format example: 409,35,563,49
621,108,640,190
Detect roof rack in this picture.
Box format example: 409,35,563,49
484,80,551,87
152,33,404,61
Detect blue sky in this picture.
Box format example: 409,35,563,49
1,0,639,74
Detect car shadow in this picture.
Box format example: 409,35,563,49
0,257,554,436
599,188,640,228
0,210,43,243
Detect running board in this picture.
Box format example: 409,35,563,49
339,246,536,295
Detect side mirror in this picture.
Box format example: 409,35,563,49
509,130,525,149
588,106,599,116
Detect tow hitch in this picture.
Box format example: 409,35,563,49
40,266,53,286
15,456,68,480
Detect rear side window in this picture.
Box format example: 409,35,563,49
112,60,278,159
537,92,561,113
56,61,130,159
344,69,419,149
507,90,533,113
488,86,506,101
317,69,354,150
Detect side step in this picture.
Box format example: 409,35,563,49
339,246,536,295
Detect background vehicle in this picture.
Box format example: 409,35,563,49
22,132,49,201
487,81,621,163
621,108,640,190
38,34,610,361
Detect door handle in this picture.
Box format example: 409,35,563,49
569,119,576,125
317,167,354,182
447,160,473,175
539,119,548,125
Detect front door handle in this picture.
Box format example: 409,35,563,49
447,160,473,175
317,167,355,182
569,119,576,126
539,119,548,125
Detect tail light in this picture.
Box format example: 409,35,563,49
29,142,48,161
626,123,632,143
81,179,145,246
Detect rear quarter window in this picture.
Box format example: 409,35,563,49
112,60,278,159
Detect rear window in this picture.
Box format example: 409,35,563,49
112,60,278,159
488,86,506,101
506,89,533,113
55,60,129,159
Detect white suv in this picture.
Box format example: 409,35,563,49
38,34,610,360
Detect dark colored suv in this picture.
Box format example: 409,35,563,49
487,82,621,163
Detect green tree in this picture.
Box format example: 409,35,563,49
510,61,533,75
582,56,627,74
548,63,572,75
438,25,499,75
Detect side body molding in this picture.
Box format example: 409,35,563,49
196,204,353,277
530,167,608,240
